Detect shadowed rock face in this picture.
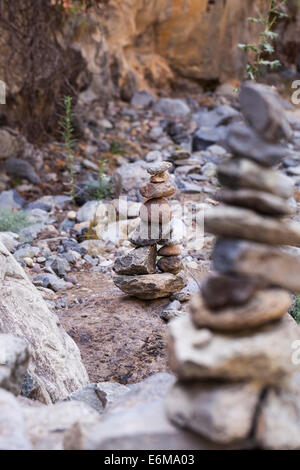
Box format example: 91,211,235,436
73,0,270,98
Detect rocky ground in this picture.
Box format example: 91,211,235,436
1,85,300,388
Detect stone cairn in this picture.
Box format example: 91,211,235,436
166,82,300,449
113,161,186,299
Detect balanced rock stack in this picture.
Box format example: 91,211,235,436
114,161,185,300
166,82,300,449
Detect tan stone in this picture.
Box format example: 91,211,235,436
157,256,183,275
114,273,186,299
190,289,292,332
206,206,300,246
140,198,172,224
158,245,181,256
140,180,176,199
150,172,168,183
168,314,300,384
166,380,261,444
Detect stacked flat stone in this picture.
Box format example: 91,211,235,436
113,161,185,300
166,82,300,449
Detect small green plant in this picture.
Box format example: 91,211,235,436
238,0,287,80
290,295,300,324
87,160,114,201
109,141,123,155
0,209,31,233
59,96,77,199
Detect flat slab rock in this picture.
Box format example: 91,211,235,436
166,380,261,445
205,205,300,246
217,158,294,199
114,273,186,299
191,289,292,332
216,189,296,217
168,314,300,384
213,238,300,294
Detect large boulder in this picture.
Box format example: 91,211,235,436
0,241,88,404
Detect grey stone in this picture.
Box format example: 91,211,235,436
227,123,287,167
76,200,104,223
131,90,154,109
129,220,171,246
170,280,199,302
213,238,300,294
168,314,300,383
217,158,294,199
33,273,73,292
114,273,186,299
21,399,100,450
147,161,172,176
0,129,22,160
201,273,262,310
114,160,151,193
113,245,157,275
192,126,228,151
206,205,300,246
0,389,32,450
49,257,71,277
166,380,261,444
216,188,296,216
96,382,132,411
5,158,40,184
34,195,72,210
21,372,39,399
0,189,25,210
239,81,292,142
19,223,44,242
0,232,19,252
153,98,191,117
0,334,29,396
66,384,104,414
14,245,39,260
193,105,240,128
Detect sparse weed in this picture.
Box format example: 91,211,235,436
0,209,31,233
238,0,287,80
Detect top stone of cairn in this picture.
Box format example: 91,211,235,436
239,81,292,142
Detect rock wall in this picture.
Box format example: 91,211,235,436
76,0,270,99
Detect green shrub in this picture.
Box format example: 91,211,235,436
0,209,31,233
290,295,300,324
87,160,114,201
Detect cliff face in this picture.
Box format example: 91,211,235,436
76,0,269,99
